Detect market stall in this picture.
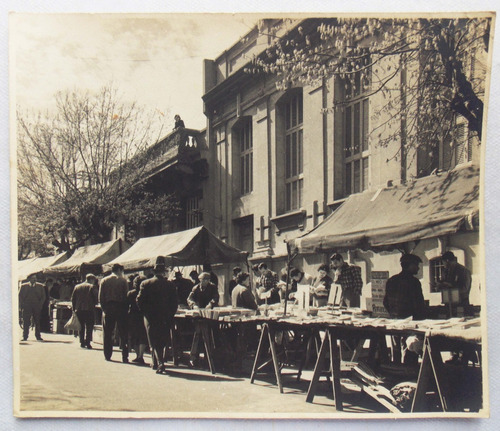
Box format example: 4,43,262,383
18,251,69,281
43,238,129,278
289,164,479,253
42,238,129,333
104,226,249,372
261,164,483,412
104,225,248,271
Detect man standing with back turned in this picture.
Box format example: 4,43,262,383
72,273,98,349
99,263,129,363
137,257,178,374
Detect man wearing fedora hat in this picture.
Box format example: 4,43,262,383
99,263,129,363
136,257,178,374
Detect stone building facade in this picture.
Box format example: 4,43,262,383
201,18,484,306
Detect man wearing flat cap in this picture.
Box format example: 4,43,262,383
330,253,363,307
99,263,129,362
384,254,427,320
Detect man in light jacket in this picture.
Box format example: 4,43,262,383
99,264,129,363
72,273,98,349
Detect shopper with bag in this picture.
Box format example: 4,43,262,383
71,273,99,349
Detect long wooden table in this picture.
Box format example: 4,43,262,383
247,310,482,413
172,307,482,413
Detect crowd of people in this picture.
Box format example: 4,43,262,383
19,250,472,370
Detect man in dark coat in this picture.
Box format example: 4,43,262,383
384,253,427,364
127,271,152,365
384,254,427,320
99,263,129,362
72,273,98,349
137,258,178,374
19,273,46,341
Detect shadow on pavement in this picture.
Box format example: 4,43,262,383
19,339,75,344
161,369,244,382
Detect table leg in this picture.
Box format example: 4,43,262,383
201,323,216,375
170,328,178,366
412,337,450,412
250,324,268,384
190,324,201,360
267,324,283,393
427,337,451,411
306,330,330,403
328,330,344,411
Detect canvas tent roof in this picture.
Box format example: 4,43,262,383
18,251,69,281
289,164,480,254
104,226,248,272
43,238,128,277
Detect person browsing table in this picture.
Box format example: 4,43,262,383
187,272,219,309
231,272,258,310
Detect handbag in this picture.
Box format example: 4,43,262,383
64,311,81,332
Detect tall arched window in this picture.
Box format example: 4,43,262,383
233,117,253,196
283,91,303,211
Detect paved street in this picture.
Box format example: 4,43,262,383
16,330,382,417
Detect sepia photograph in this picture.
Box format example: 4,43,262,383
8,5,495,422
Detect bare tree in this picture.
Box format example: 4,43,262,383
17,86,179,257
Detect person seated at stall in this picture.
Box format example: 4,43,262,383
228,266,242,297
438,251,472,307
384,253,427,364
330,253,363,308
187,272,219,309
255,264,280,305
172,271,194,307
311,264,333,307
231,272,258,310
285,267,314,300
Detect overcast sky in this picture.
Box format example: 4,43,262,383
11,13,260,131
